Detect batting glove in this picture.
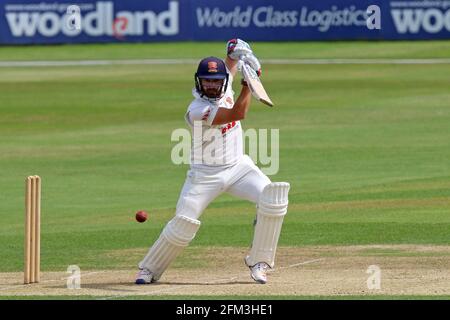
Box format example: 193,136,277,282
240,53,262,77
227,38,253,61
237,60,245,74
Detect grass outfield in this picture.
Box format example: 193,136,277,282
0,41,449,285
1,41,450,60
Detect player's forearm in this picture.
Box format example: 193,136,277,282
225,57,238,77
232,86,252,120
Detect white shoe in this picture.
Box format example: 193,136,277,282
135,268,155,285
249,262,269,284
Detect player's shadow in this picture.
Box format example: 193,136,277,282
43,279,254,293
161,280,254,286
81,279,254,288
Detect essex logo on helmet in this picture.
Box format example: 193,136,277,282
207,61,218,73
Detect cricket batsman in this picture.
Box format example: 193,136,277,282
136,39,290,284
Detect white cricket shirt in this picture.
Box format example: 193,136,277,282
184,72,243,170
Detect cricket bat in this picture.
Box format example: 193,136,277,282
241,63,274,107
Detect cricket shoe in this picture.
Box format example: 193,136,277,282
135,268,155,284
249,262,269,284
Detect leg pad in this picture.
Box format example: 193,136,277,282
246,182,290,268
139,215,201,280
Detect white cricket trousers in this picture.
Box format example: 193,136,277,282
176,155,271,220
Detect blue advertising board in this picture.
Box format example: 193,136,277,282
0,0,449,44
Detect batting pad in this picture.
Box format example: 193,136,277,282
246,182,290,268
139,215,201,280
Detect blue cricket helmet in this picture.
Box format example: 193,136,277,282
195,56,229,100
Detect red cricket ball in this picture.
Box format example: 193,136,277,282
135,210,148,223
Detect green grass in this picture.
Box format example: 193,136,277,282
0,41,450,275
1,41,450,61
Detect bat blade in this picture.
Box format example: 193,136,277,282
241,63,274,107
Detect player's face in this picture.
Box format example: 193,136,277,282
201,79,224,98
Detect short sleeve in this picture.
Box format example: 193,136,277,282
188,101,219,126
